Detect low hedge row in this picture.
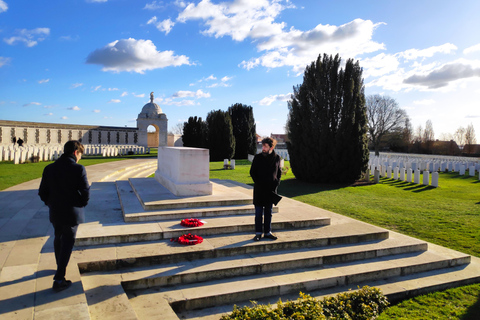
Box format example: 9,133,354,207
220,286,389,320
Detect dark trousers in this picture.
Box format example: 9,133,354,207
53,224,78,281
255,204,272,235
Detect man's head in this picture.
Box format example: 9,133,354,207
64,140,84,163
261,137,277,154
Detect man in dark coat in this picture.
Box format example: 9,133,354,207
249,137,282,241
39,140,90,292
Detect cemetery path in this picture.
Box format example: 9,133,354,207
0,158,155,320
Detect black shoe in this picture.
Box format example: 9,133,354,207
52,279,72,292
253,235,261,241
264,233,277,240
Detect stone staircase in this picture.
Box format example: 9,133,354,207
74,177,480,320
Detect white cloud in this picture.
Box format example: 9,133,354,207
172,89,210,98
108,87,119,91
221,76,232,82
133,93,145,98
0,1,7,13
68,106,81,111
177,0,286,41
361,53,399,78
70,83,83,89
413,99,435,105
44,112,53,116
61,116,68,120
108,99,121,103
38,79,50,84
121,91,128,97
23,102,41,107
399,43,457,61
93,109,101,113
464,44,480,55
4,28,50,47
87,0,107,3
43,105,54,109
0,56,11,67
403,59,480,89
241,19,385,73
144,1,164,10
148,16,175,35
258,93,291,106
93,85,102,91
86,38,191,73
165,99,196,106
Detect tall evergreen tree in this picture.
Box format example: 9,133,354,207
182,116,207,148
206,110,235,161
286,53,369,183
228,103,257,159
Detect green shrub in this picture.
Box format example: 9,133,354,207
220,286,388,320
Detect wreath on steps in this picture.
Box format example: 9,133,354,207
180,218,205,228
170,233,203,245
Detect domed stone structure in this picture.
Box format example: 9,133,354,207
136,92,168,147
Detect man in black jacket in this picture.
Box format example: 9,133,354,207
249,137,282,241
39,140,90,292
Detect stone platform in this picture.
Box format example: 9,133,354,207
1,158,480,320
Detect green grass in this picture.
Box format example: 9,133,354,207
0,148,157,190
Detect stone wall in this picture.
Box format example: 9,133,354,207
0,120,138,146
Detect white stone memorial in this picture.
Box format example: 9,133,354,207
407,168,412,182
155,146,212,196
469,166,475,177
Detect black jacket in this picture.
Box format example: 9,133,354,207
250,151,282,206
39,154,90,226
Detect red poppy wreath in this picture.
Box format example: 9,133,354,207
170,233,203,245
180,218,205,228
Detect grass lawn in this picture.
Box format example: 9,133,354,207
0,148,157,190
2,154,479,318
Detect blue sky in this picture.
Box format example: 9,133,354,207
1,0,480,141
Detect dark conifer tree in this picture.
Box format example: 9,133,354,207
228,103,257,159
206,110,235,161
182,116,207,148
286,53,369,183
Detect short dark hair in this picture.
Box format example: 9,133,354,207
64,140,84,155
261,137,277,149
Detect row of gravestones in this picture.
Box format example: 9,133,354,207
0,144,148,164
372,165,441,187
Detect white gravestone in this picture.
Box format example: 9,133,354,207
394,167,399,180
431,172,439,187
400,168,406,181
459,165,466,175
231,159,236,170
374,169,380,183
414,169,420,184
387,166,392,179
469,166,476,176
423,171,429,186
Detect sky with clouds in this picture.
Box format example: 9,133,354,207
1,0,480,140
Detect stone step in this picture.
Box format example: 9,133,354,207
120,236,428,291
178,253,480,320
128,178,253,210
75,214,330,246
77,224,390,273
132,248,470,313
99,160,157,182
116,180,278,222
